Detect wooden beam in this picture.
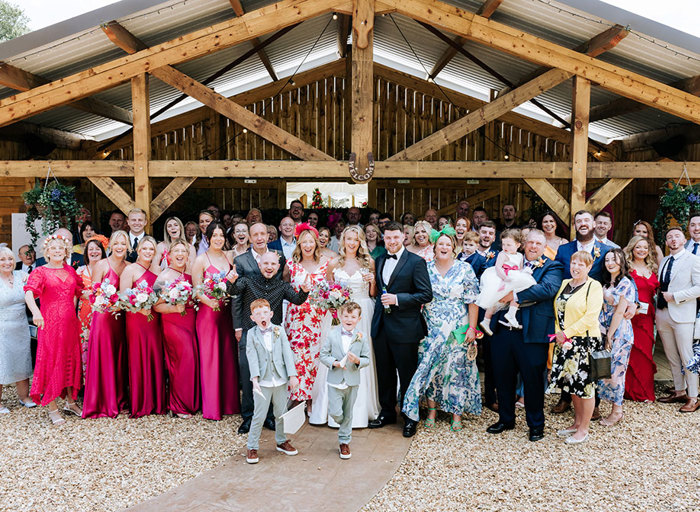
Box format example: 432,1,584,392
150,177,197,221
590,74,700,122
150,65,334,161
618,124,700,152
571,76,590,227
227,0,278,81
388,68,571,161
350,0,375,180
337,14,351,58
132,74,151,225
0,122,92,150
5,159,700,179
392,0,700,124
524,178,571,224
0,61,133,125
585,178,632,213
0,0,347,127
436,187,500,216
89,177,136,214
476,0,503,18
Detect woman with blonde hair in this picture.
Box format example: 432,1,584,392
153,217,196,272
311,225,380,427
623,235,659,402
83,230,129,418
630,220,664,263
284,223,330,410
408,220,434,261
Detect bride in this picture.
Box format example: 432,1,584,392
309,225,380,427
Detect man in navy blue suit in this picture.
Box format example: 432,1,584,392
486,229,563,441
369,222,433,437
555,210,610,283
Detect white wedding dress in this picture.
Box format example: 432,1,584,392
309,268,380,427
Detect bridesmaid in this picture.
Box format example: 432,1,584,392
154,240,200,418
624,235,659,402
153,217,196,272
83,230,129,418
192,221,240,420
283,223,330,411
76,237,107,381
24,235,83,425
120,236,166,418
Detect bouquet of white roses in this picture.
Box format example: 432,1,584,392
157,276,194,315
116,280,159,321
90,277,120,314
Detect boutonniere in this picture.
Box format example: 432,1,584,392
273,326,280,337
532,257,544,268
593,246,601,260
352,332,363,343
486,251,495,260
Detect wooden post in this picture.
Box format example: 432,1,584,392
570,76,590,236
132,73,151,230
350,0,374,182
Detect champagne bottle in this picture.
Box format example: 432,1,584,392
382,286,392,314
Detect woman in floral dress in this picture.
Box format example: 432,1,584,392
285,224,329,409
402,228,480,431
597,249,636,425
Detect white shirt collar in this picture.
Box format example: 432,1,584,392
577,239,595,251
129,232,144,244
671,248,687,260
281,237,296,247
252,247,269,262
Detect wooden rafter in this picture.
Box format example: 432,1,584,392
132,73,151,223
570,76,590,225
0,122,92,150
350,0,375,179
0,0,348,128
388,68,572,161
228,0,278,81
524,178,571,224
391,0,700,124
428,0,502,80
0,62,133,125
150,177,197,221
585,178,633,213
337,14,352,58
150,65,334,161
89,177,135,214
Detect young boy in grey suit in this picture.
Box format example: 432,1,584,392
319,302,370,459
245,298,299,464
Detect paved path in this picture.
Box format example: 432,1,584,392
127,422,411,512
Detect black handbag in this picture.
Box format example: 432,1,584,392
584,283,612,380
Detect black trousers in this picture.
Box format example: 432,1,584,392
238,329,274,421
491,326,549,429
373,330,418,421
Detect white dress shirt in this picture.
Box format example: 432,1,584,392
595,236,620,249
252,247,269,264
382,246,405,285
129,231,144,250
258,330,286,388
280,237,296,261
577,239,595,254
21,263,35,273
327,331,354,390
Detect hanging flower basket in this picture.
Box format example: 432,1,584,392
22,181,83,246
652,180,700,245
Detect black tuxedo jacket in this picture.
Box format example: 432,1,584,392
371,250,433,343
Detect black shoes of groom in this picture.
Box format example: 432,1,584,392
528,428,545,442
402,419,417,438
367,415,417,438
486,421,545,442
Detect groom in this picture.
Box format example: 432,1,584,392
370,221,433,437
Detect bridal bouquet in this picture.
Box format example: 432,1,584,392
90,277,120,314
116,280,159,321
309,280,352,325
194,271,230,311
157,277,194,315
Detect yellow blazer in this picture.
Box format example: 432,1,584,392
553,278,603,339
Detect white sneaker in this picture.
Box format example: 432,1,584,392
479,319,493,336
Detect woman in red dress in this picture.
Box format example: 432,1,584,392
120,236,166,418
624,235,660,402
192,221,240,420
24,234,83,425
154,240,200,418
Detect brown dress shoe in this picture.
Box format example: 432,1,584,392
246,449,259,464
339,443,351,459
679,398,700,413
276,441,298,456
551,399,571,414
658,392,688,404
590,406,601,421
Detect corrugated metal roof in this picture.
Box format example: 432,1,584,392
0,0,699,143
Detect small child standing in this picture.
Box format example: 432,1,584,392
476,229,536,335
319,302,370,460
245,298,299,464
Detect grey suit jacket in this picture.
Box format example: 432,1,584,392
246,324,297,382
659,249,700,323
319,327,370,387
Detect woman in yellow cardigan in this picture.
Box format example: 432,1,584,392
548,251,604,444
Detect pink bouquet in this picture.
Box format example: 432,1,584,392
157,277,194,315
116,280,159,321
309,280,352,325
90,277,119,314
194,271,230,311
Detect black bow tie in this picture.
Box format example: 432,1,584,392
387,253,398,260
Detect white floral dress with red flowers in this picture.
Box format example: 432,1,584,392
284,259,330,401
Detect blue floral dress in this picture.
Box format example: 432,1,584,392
597,276,636,406
402,260,481,421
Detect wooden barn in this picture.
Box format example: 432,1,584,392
1,0,699,245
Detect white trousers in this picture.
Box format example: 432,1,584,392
656,308,698,398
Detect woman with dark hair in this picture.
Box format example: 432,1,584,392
74,222,97,254
401,211,416,226
228,221,250,259
192,221,239,420
539,211,567,260
597,248,636,426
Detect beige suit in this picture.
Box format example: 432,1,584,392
656,250,700,397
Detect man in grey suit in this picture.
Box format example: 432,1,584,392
656,227,700,412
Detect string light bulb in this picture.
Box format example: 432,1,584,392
242,128,248,134
332,13,338,20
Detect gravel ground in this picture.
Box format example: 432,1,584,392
0,386,244,512
363,391,700,512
